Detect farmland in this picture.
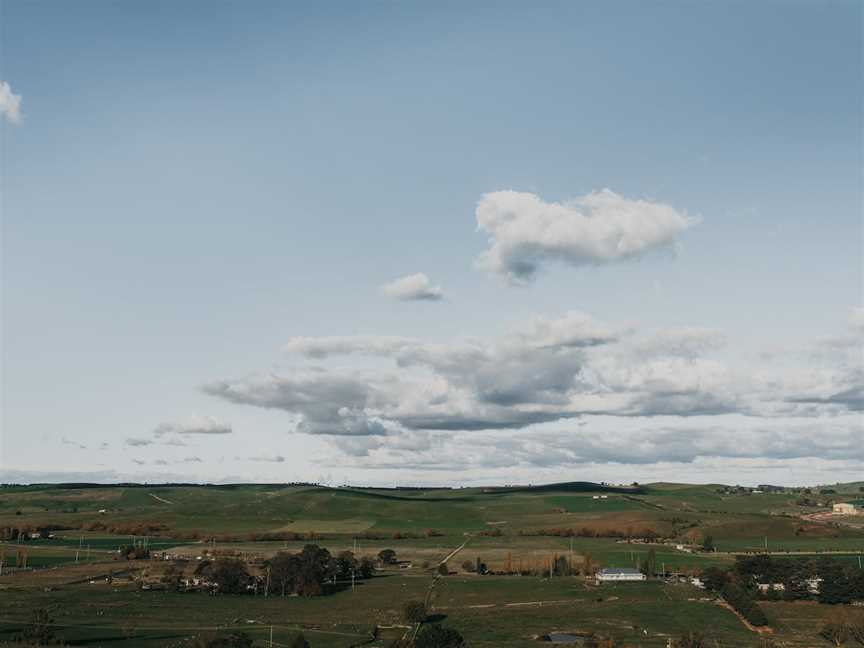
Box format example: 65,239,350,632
1,481,863,646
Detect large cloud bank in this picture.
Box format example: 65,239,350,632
203,309,863,473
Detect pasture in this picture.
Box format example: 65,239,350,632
1,481,862,646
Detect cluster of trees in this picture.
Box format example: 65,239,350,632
518,526,660,540
720,582,769,627
461,559,488,574
698,554,864,629
264,545,374,597
171,631,309,648
639,548,658,577
394,601,467,647
118,545,150,561
699,561,769,627
535,630,755,648
243,531,318,542
723,555,864,604
175,545,384,596
0,526,63,541
80,521,168,535
391,530,444,540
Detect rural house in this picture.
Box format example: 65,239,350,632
833,503,859,515
596,567,646,583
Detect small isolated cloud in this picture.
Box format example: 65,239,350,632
125,437,154,447
249,455,286,463
475,189,695,283
381,273,444,301
154,415,232,437
0,81,21,124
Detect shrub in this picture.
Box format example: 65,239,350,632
402,600,428,624
378,549,397,565
288,633,310,648
414,625,467,648
190,632,253,648
672,630,709,648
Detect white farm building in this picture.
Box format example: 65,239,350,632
596,567,646,583
833,503,859,516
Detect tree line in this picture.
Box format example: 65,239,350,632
168,544,387,596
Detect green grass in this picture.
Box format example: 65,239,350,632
3,481,863,647
437,580,753,647
543,495,643,513
0,575,759,647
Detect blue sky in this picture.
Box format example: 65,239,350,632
1,0,861,485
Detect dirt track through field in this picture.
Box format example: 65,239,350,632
402,537,471,644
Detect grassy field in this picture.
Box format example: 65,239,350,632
0,572,756,647
4,482,862,541
1,481,862,646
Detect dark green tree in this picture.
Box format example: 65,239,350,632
335,550,358,579
402,599,428,623
378,549,397,565
288,632,310,648
209,558,251,594
414,624,467,648
190,631,253,648
358,556,375,578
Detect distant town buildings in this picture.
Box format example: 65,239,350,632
833,502,859,515
596,567,646,583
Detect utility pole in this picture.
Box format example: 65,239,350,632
269,625,273,648
265,565,271,597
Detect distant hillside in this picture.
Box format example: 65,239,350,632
480,481,646,495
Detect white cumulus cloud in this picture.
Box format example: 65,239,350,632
154,415,232,436
381,273,444,301
475,189,696,282
0,81,22,124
